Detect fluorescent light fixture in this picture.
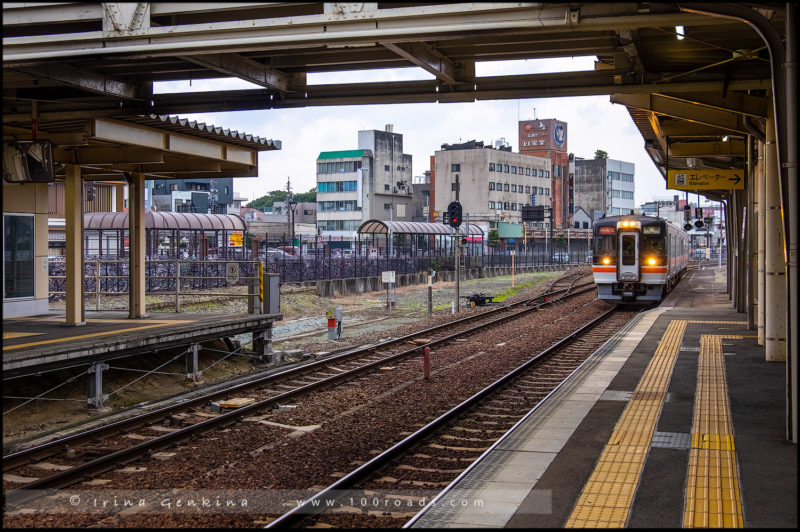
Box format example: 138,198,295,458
675,26,685,40
722,135,729,142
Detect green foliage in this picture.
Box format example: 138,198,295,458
246,188,316,211
556,234,567,248
488,229,500,247
594,149,608,159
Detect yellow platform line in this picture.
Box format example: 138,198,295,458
566,320,687,528
683,334,744,528
2,331,43,340
3,320,193,351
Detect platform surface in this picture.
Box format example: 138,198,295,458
2,311,280,378
410,266,797,528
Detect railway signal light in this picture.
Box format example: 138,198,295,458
684,222,693,231
694,218,704,229
447,201,462,228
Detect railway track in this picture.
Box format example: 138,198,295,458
3,270,594,502
267,306,638,528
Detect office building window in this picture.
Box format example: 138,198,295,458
511,184,517,192
504,183,509,191
503,164,509,173
489,163,495,171
385,184,390,191
525,186,531,193
504,202,510,210
511,203,517,210
489,201,495,209
384,203,391,210
511,166,517,174
489,182,495,191
451,164,461,172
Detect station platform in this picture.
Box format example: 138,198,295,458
2,311,281,379
409,266,797,528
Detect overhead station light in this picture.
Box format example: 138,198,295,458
675,25,685,40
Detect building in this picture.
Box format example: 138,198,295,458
573,157,636,217
518,118,569,228
411,172,432,223
315,125,413,240
150,177,234,214
433,140,552,233
571,206,593,229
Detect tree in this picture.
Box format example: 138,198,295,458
488,229,500,248
246,187,317,211
594,149,608,159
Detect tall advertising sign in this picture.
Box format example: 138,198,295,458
519,119,568,153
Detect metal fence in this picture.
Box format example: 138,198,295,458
48,236,592,301
49,258,262,310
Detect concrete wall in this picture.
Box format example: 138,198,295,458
314,264,569,297
574,158,606,216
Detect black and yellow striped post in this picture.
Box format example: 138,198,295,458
258,262,264,303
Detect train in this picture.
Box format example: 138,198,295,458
591,214,688,304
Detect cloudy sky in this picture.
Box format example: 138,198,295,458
155,56,674,206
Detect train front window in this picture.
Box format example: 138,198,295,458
642,235,666,257
594,234,616,263
621,235,637,265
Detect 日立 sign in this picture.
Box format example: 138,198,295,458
668,169,744,190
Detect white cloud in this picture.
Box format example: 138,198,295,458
154,58,669,205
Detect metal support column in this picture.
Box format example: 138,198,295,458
128,172,147,318
747,136,757,328
87,362,109,409
65,164,85,326
254,327,276,364
765,110,786,362
186,343,201,382
758,137,767,345
736,189,747,313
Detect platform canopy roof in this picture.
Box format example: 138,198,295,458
83,211,246,231
3,113,280,182
358,220,483,237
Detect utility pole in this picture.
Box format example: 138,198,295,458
286,177,292,245
455,174,460,312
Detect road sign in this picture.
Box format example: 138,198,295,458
226,262,239,284
668,169,744,190
381,270,395,283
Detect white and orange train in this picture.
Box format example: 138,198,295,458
591,215,689,304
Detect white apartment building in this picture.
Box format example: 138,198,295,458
315,125,413,240
434,142,552,229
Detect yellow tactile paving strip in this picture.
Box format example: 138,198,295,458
683,334,744,528
566,320,687,528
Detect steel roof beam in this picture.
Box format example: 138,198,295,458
611,93,750,134
9,63,138,99
179,53,306,92
380,42,461,86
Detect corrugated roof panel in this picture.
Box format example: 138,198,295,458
83,212,245,231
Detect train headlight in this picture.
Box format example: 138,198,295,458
602,257,611,265
647,257,657,265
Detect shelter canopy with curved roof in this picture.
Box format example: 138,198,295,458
83,212,246,231
358,220,484,237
